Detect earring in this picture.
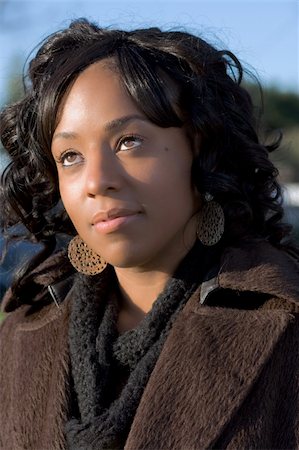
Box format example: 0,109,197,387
196,193,225,246
68,235,107,275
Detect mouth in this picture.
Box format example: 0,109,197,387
91,207,143,234
92,208,140,225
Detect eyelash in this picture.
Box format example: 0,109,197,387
55,150,82,167
55,134,144,167
116,134,144,152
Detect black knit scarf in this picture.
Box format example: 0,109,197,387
66,241,217,449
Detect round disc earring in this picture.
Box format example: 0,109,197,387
196,193,225,246
68,235,107,275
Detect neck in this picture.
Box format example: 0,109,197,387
112,220,199,333
114,238,197,315
115,268,176,334
116,269,171,314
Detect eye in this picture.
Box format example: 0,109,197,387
56,150,84,167
117,135,144,152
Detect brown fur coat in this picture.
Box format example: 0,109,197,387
1,241,299,449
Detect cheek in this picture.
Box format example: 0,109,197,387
139,156,196,215
58,178,83,225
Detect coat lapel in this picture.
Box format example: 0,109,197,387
126,301,293,449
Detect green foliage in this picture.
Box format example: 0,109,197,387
245,83,299,131
244,83,299,183
275,127,299,183
264,90,299,129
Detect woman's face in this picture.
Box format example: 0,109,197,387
51,60,200,270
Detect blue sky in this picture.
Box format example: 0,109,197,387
0,0,298,105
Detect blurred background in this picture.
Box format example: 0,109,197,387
0,0,298,304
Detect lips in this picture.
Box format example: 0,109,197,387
91,208,139,225
92,208,141,235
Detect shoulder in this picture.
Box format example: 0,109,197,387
1,250,74,314
220,240,299,304
0,289,72,339
173,241,299,375
0,250,75,341
194,239,299,310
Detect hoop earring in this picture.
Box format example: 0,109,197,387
68,235,107,275
196,193,225,246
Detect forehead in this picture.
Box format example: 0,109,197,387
56,60,140,129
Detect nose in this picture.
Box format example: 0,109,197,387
85,148,123,198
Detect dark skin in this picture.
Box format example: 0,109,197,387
51,60,200,331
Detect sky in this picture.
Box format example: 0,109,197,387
0,0,298,105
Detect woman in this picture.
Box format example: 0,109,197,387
0,18,299,450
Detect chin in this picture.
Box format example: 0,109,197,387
97,239,166,270
108,248,148,267
104,246,153,270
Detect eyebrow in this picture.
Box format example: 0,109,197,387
104,114,148,132
52,114,148,141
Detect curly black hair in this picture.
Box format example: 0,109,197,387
0,18,296,306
